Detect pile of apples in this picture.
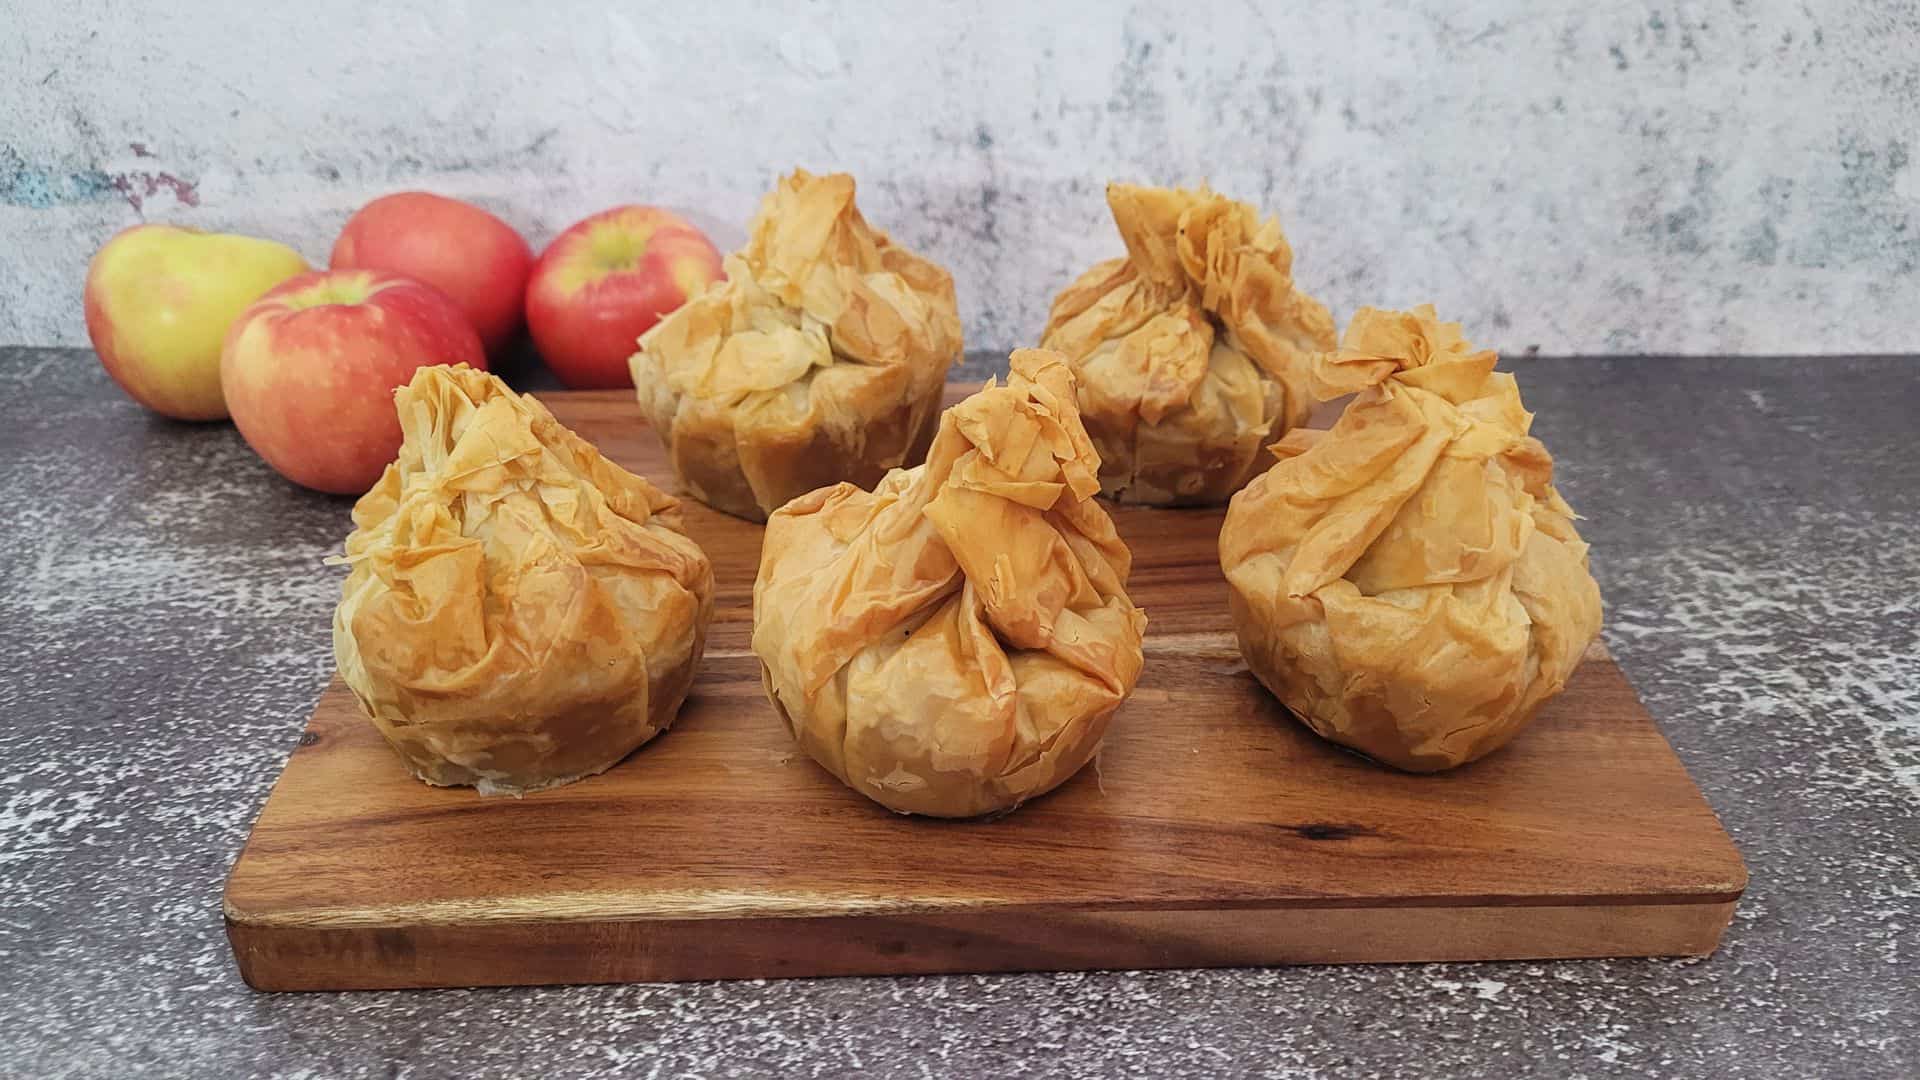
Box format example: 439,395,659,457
84,194,723,493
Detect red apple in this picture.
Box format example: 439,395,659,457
525,206,723,389
330,192,532,355
221,269,485,494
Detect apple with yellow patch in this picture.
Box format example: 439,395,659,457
525,206,723,389
85,224,309,420
221,269,484,494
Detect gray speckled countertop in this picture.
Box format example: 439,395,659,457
1,347,1914,1079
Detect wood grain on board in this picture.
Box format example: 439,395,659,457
224,389,1746,991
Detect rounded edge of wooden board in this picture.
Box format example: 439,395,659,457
224,898,1742,992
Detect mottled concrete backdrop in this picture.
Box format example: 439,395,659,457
3,1,1916,354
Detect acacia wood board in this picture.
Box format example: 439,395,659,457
223,388,1746,991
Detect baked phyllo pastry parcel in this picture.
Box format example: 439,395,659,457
753,350,1147,817
632,169,963,522
1220,306,1602,772
333,365,714,794
1040,182,1336,506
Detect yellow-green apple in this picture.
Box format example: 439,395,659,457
330,191,533,355
84,225,309,421
221,269,484,494
525,206,723,389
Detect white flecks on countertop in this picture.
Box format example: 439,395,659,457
0,348,1915,1078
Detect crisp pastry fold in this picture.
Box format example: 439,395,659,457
333,364,714,793
1040,182,1336,505
752,349,1148,817
632,169,963,522
1219,306,1602,772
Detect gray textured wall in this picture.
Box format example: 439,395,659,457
3,1,1915,355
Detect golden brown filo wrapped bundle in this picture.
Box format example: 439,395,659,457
1219,306,1602,772
752,349,1148,817
333,364,714,794
632,169,964,522
1039,182,1337,506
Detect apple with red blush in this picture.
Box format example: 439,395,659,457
525,206,723,389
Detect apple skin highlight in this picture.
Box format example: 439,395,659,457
221,269,485,494
526,206,724,390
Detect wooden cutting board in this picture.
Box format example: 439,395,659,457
223,389,1746,991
